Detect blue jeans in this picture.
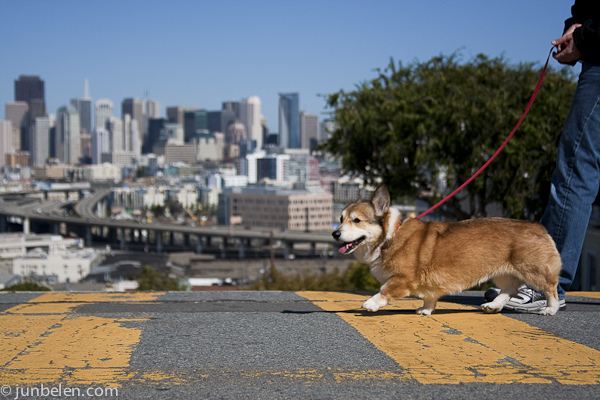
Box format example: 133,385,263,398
540,62,600,299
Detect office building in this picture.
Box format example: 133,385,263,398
70,79,92,134
300,111,318,150
95,99,114,130
164,144,197,164
195,133,223,162
145,118,166,154
80,131,92,162
5,102,28,151
121,98,143,132
14,75,44,105
92,128,110,164
56,106,81,164
219,186,333,231
166,106,195,125
225,120,246,145
0,120,13,167
184,109,207,143
14,76,46,152
142,97,161,147
106,116,123,153
123,114,141,157
240,97,263,149
30,116,52,167
5,152,29,168
207,111,221,133
279,93,300,149
144,98,161,119
221,101,239,135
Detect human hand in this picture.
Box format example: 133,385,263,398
552,24,582,64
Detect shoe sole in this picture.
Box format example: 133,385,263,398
503,302,566,313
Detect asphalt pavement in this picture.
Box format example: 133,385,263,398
1,290,599,399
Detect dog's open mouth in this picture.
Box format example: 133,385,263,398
338,237,365,254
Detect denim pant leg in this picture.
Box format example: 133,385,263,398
540,62,600,299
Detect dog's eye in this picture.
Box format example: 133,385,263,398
340,216,343,223
353,218,361,223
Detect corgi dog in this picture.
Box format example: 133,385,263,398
332,184,561,316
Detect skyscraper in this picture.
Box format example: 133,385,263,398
14,75,46,152
240,96,263,149
0,120,13,167
300,111,318,150
56,106,81,164
92,128,110,164
278,93,300,149
121,98,143,133
14,75,45,104
221,101,239,135
30,116,52,167
70,79,92,135
184,109,207,142
166,106,195,125
5,102,28,151
95,99,114,130
107,116,123,153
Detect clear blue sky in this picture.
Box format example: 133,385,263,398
0,0,579,131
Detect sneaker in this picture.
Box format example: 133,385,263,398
484,285,566,313
484,287,501,302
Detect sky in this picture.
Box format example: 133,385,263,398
0,0,580,132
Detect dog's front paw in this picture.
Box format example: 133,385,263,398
416,307,433,315
481,302,501,314
362,294,388,312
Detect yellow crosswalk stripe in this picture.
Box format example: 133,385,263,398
297,291,600,384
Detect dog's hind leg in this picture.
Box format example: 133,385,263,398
481,274,521,314
538,277,560,316
417,297,438,315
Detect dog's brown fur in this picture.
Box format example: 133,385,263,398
332,184,561,315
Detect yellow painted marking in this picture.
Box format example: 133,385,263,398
0,293,165,387
297,291,600,384
4,302,87,314
28,292,164,303
568,291,600,300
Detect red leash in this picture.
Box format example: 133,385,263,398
415,47,556,220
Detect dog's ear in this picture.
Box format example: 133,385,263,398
355,195,362,203
371,184,390,217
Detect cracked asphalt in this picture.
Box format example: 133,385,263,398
0,290,599,399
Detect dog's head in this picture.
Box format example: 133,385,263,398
332,184,393,255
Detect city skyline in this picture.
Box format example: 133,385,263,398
0,1,580,131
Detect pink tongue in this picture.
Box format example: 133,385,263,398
338,243,350,254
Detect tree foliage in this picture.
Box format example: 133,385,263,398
321,53,577,220
248,261,380,292
137,266,185,291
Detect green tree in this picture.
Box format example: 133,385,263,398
248,261,380,292
137,266,185,291
1,280,50,292
321,53,577,220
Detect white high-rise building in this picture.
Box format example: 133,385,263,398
92,128,110,165
240,96,263,149
107,116,123,153
56,106,81,164
0,120,13,167
123,114,141,156
30,116,53,167
95,99,113,130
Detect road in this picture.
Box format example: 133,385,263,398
1,291,599,399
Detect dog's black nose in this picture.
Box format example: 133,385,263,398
332,230,341,240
